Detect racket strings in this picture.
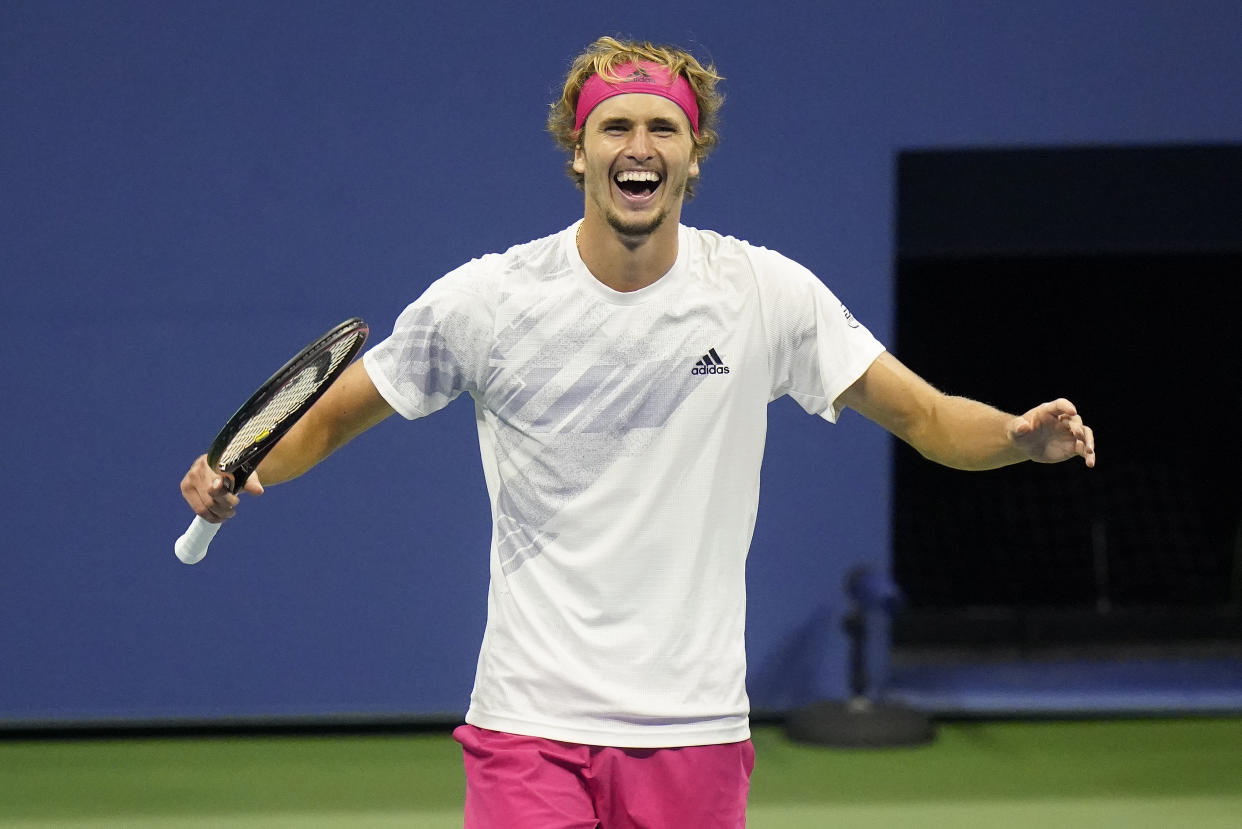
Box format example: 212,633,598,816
218,333,364,467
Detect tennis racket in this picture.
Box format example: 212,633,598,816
174,317,369,565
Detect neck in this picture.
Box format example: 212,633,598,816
576,213,681,293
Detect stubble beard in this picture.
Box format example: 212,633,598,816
597,178,686,245
605,205,669,240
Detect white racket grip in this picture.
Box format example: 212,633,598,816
175,516,221,565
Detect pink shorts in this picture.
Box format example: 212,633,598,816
454,724,755,829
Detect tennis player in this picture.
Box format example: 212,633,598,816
181,36,1095,828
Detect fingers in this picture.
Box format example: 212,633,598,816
1033,398,1078,425
1048,397,1078,417
1075,422,1096,468
1017,398,1074,432
1051,403,1096,468
1016,399,1096,467
179,455,245,523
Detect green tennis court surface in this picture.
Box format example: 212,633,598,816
2,719,1240,827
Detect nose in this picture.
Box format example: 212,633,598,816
625,127,654,160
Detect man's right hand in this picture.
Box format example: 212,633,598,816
180,454,264,524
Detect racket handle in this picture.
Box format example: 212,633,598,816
175,516,221,565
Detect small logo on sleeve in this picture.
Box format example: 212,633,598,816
691,348,730,375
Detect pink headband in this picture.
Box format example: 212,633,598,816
574,61,700,134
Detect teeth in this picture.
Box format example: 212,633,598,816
615,170,661,183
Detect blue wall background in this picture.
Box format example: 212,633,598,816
3,0,1241,724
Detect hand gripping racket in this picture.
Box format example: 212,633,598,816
175,317,369,564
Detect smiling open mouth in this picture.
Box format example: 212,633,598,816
615,170,662,198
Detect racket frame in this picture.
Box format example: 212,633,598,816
204,316,369,492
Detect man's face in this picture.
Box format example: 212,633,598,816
573,93,700,239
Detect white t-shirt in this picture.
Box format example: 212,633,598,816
363,222,885,747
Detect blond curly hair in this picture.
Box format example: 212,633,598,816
547,36,724,197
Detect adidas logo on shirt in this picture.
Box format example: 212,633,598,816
691,348,730,375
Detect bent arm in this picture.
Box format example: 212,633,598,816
182,361,395,522
836,352,1094,470
254,359,395,485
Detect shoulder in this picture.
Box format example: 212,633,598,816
682,225,817,285
445,226,570,283
422,226,575,304
683,228,870,341
679,228,833,322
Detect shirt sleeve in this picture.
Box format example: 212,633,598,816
751,246,886,423
362,260,496,420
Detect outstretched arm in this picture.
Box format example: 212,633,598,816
836,352,1095,470
180,360,395,522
